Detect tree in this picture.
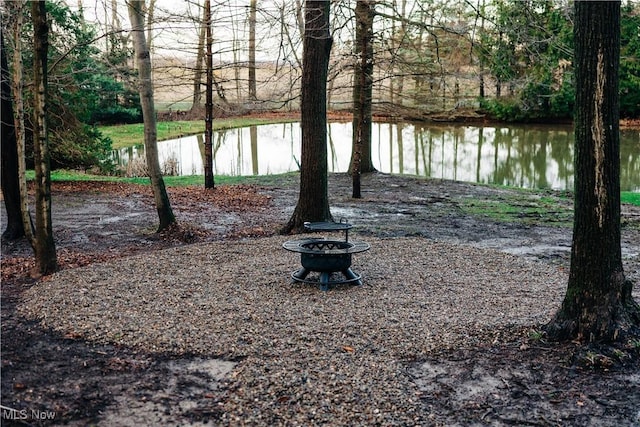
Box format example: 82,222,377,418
204,0,214,189
248,0,257,101
545,0,639,343
6,0,34,249
478,0,574,121
281,0,333,234
1,28,25,240
190,3,206,114
2,1,120,172
127,0,176,231
351,0,376,199
620,2,640,118
31,0,58,275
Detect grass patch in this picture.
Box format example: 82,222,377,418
35,170,639,212
459,186,639,226
100,117,298,149
460,192,574,226
37,169,298,187
622,191,640,206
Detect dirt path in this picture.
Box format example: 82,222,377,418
2,173,639,426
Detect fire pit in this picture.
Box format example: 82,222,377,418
283,221,369,291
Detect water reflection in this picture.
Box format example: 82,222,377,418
115,122,640,191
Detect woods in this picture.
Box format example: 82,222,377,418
1,1,640,424
0,0,637,338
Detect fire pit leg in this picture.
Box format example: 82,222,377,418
319,272,331,291
292,267,310,282
342,268,362,286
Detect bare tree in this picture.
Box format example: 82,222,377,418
248,0,257,101
127,0,176,231
146,0,155,53
31,0,58,275
7,0,34,248
190,3,206,113
281,0,333,234
1,27,25,240
204,0,214,188
351,0,376,199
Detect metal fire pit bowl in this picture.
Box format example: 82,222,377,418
283,238,370,291
299,240,354,272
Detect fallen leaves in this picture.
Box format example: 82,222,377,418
2,182,278,287
168,185,272,212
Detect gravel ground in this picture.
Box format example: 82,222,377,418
3,173,640,426
17,235,573,425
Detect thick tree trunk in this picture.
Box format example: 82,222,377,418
1,29,25,240
128,0,176,232
281,0,332,234
546,0,639,343
31,0,58,275
350,0,376,198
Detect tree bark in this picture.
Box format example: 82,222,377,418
8,0,35,247
281,0,332,234
248,0,257,101
350,0,376,198
204,0,214,189
31,0,58,275
128,0,176,232
1,28,25,240
191,8,206,113
546,0,639,343
146,0,155,53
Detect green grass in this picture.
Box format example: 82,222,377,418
460,196,574,226
100,117,298,149
33,169,640,209
459,189,640,227
36,169,299,187
37,169,640,208
622,191,640,206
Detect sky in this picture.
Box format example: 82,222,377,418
72,0,294,62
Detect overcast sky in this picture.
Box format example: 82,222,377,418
72,0,292,62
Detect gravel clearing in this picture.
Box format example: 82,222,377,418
18,235,570,425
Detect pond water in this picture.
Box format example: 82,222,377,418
114,122,640,191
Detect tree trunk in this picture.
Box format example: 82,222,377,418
1,28,25,240
478,0,486,99
146,0,155,53
191,8,206,113
127,0,176,232
31,0,58,275
204,0,214,189
350,0,376,199
248,0,257,101
8,0,35,247
546,0,639,343
281,0,332,234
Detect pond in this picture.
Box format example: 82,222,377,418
114,122,640,191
